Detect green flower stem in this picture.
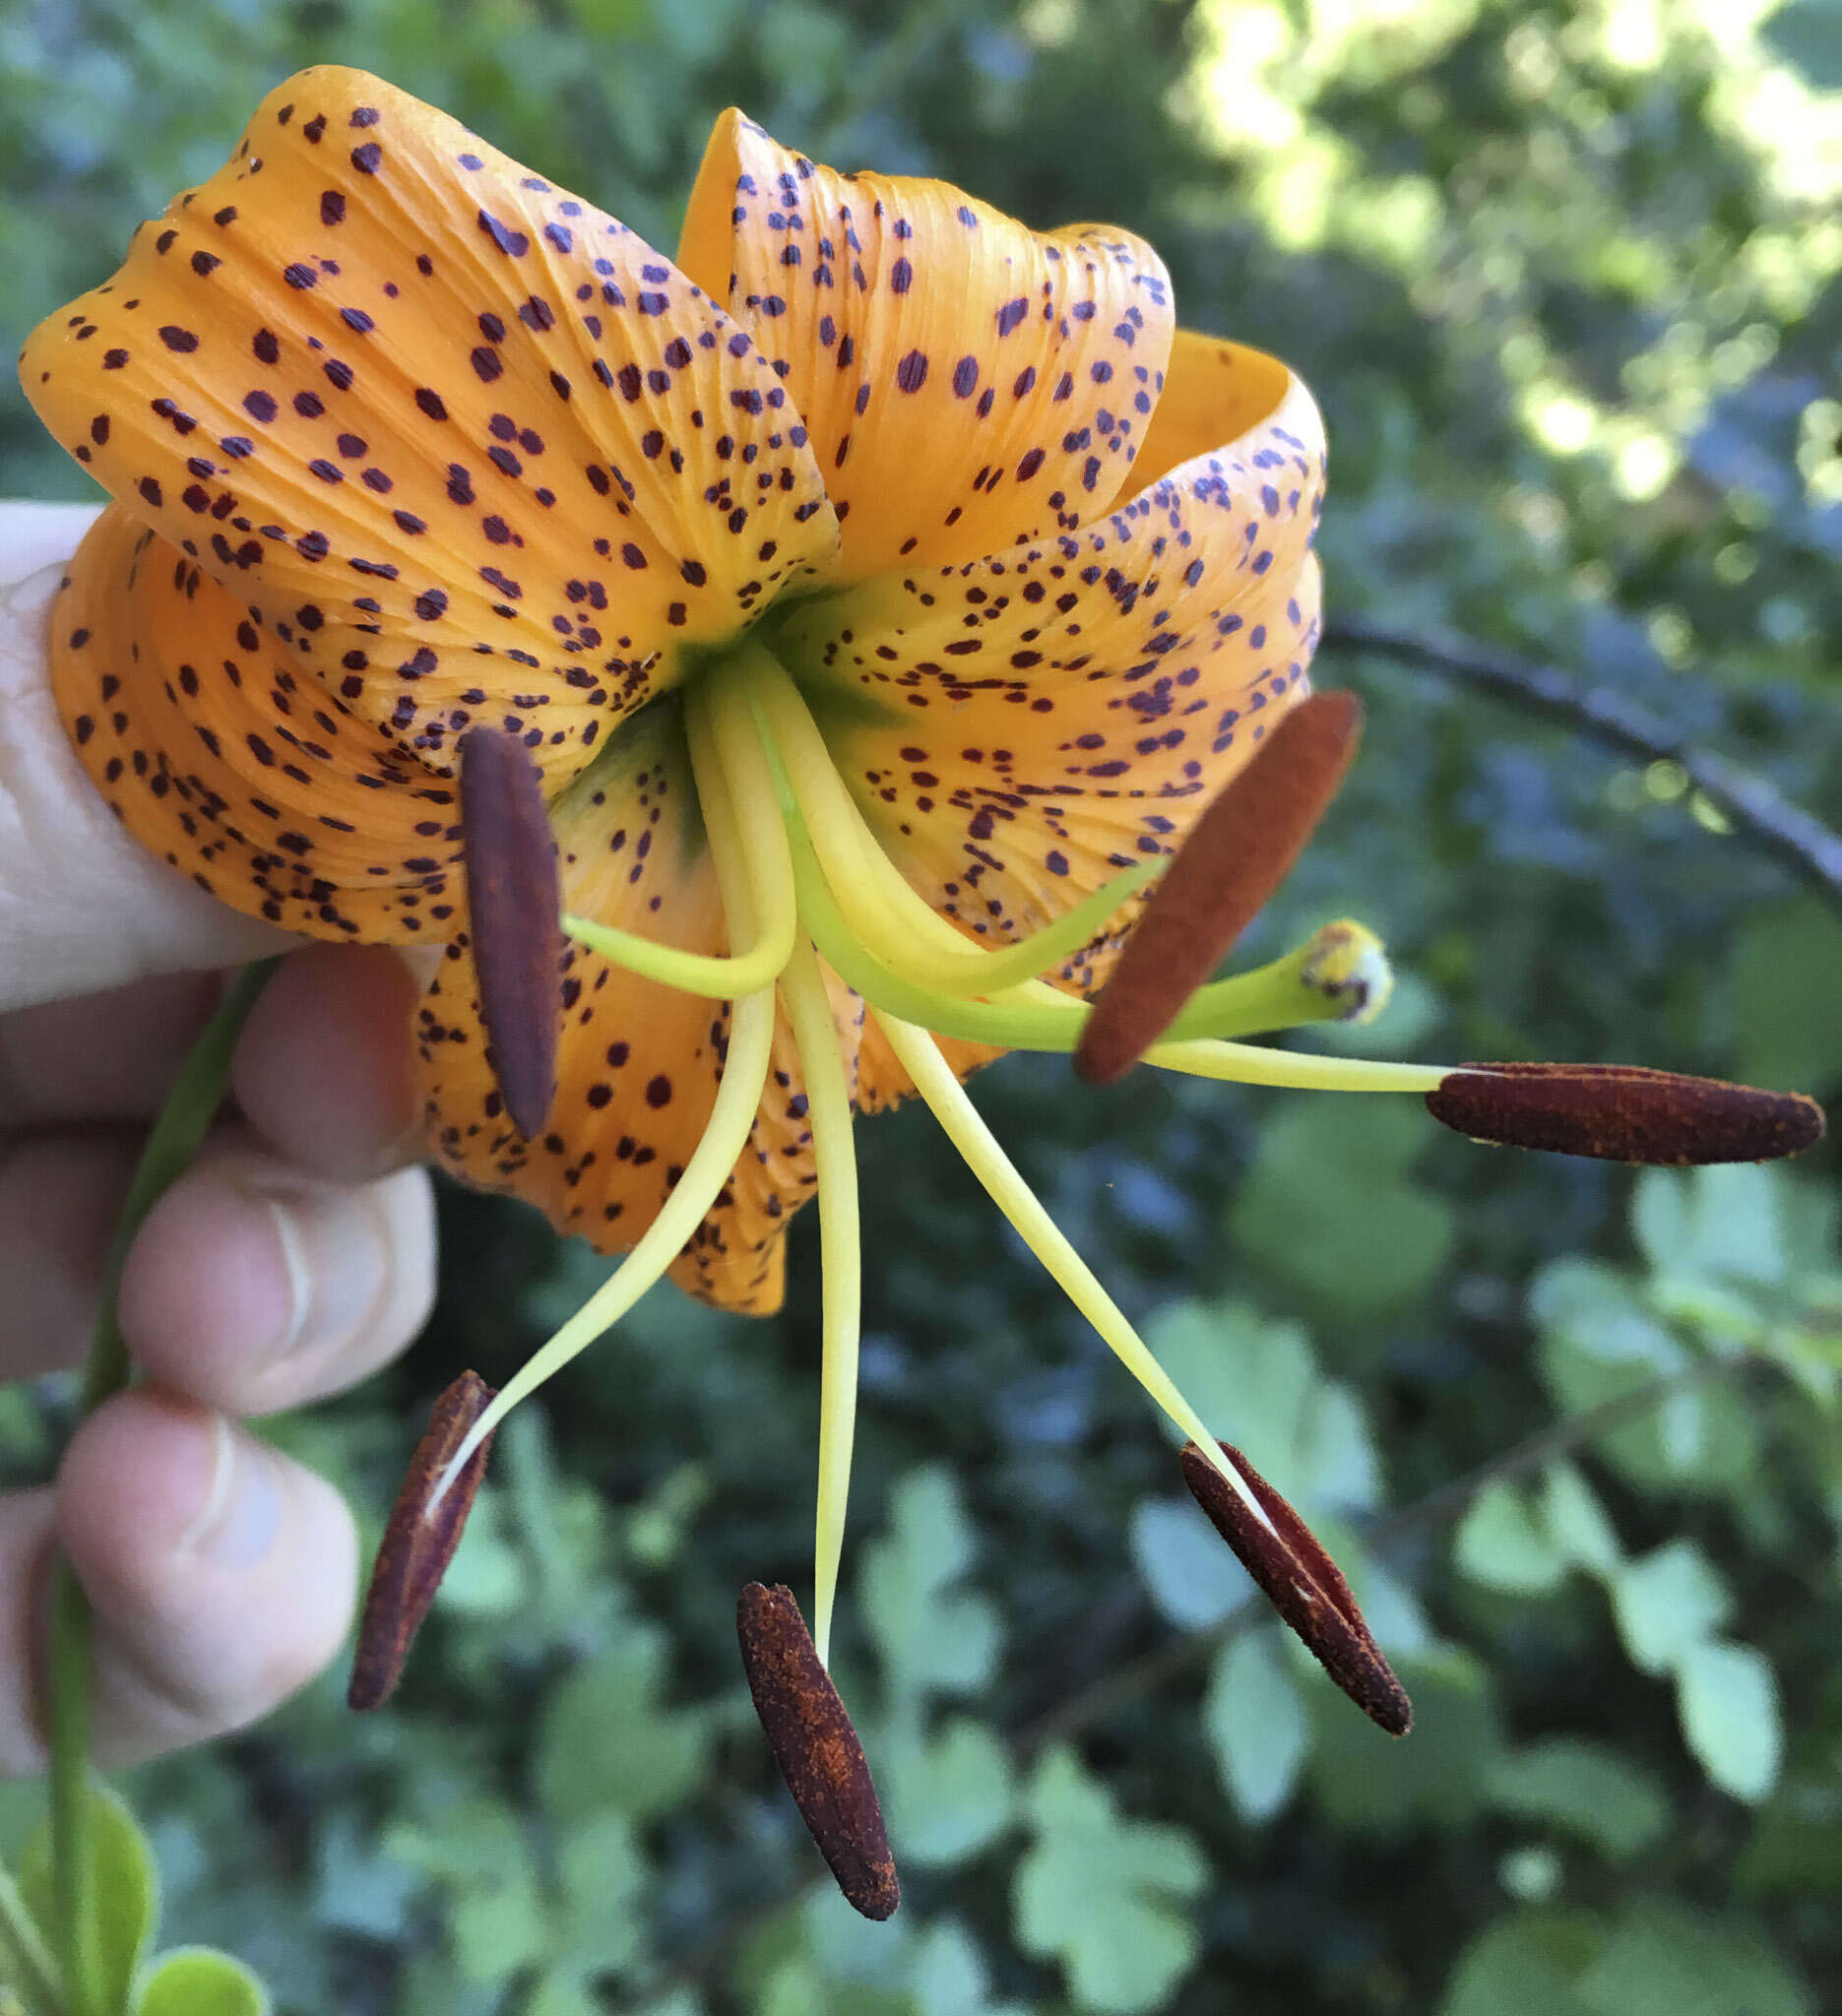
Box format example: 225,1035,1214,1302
47,958,281,2016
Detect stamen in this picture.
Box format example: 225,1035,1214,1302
431,686,779,1495
459,727,563,1138
1427,1062,1826,1165
876,1011,1278,1535
1179,1439,1412,1736
349,1371,498,1711
736,1582,900,1921
779,937,862,1667
1077,690,1364,1085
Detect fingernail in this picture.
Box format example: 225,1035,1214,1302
175,1416,284,1571
250,1183,389,1362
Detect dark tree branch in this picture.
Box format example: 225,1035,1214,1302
1319,619,1842,912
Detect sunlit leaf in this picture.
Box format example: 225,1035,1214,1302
1678,1641,1783,1802
1013,1746,1208,2014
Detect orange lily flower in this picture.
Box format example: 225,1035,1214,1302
22,69,1822,1915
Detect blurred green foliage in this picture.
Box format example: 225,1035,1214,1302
3,0,1841,2010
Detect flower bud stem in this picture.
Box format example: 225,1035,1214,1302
47,958,281,2016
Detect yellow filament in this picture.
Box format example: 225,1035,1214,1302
1144,1039,1444,1092
433,683,778,1496
875,1011,1276,1535
561,650,798,998
749,659,1151,1000
778,936,862,1668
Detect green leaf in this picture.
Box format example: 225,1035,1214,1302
1306,1647,1504,1832
1141,1298,1379,1510
1455,1481,1568,1595
1229,1100,1457,1318
20,1782,159,2016
1633,1166,1786,1290
860,1467,1002,1704
1577,1901,1812,2016
1440,1911,1603,2016
521,1972,603,2016
551,1812,647,1976
1540,1464,1623,1579
135,1947,271,2016
1202,1630,1309,1821
876,1715,1015,1867
381,1800,544,1988
1678,1640,1782,1802
1013,1746,1209,2014
1609,1541,1732,1676
533,1627,712,1823
1485,1739,1669,1858
1732,897,1842,1089
1128,1497,1250,1629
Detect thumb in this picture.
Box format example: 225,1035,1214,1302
0,502,293,1013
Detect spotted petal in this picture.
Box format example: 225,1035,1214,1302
414,699,851,1310
23,67,840,794
676,111,1174,582
51,503,463,940
771,340,1325,990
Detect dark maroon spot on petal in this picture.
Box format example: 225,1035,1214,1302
1180,1441,1411,1736
1076,690,1363,1084
321,190,347,224
895,348,928,394
460,726,561,1137
159,325,198,352
476,210,530,257
283,262,317,290
1427,1064,1825,1166
736,1583,900,1921
414,387,448,421
350,141,382,174
349,1370,498,1710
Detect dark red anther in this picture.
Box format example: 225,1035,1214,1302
1427,1062,1825,1166
736,1582,900,1920
349,1371,498,1712
1075,689,1364,1085
460,724,562,1138
1180,1440,1412,1736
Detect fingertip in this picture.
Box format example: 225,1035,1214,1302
119,1155,438,1416
231,942,426,1180
55,1391,357,1766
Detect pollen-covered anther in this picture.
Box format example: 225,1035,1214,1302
349,1370,499,1712
1179,1439,1412,1736
1075,690,1366,1086
1299,919,1394,1026
459,726,563,1140
1426,1062,1826,1166
736,1581,900,1921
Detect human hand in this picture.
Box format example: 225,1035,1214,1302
0,501,437,1771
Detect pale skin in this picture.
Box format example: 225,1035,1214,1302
0,501,437,1772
